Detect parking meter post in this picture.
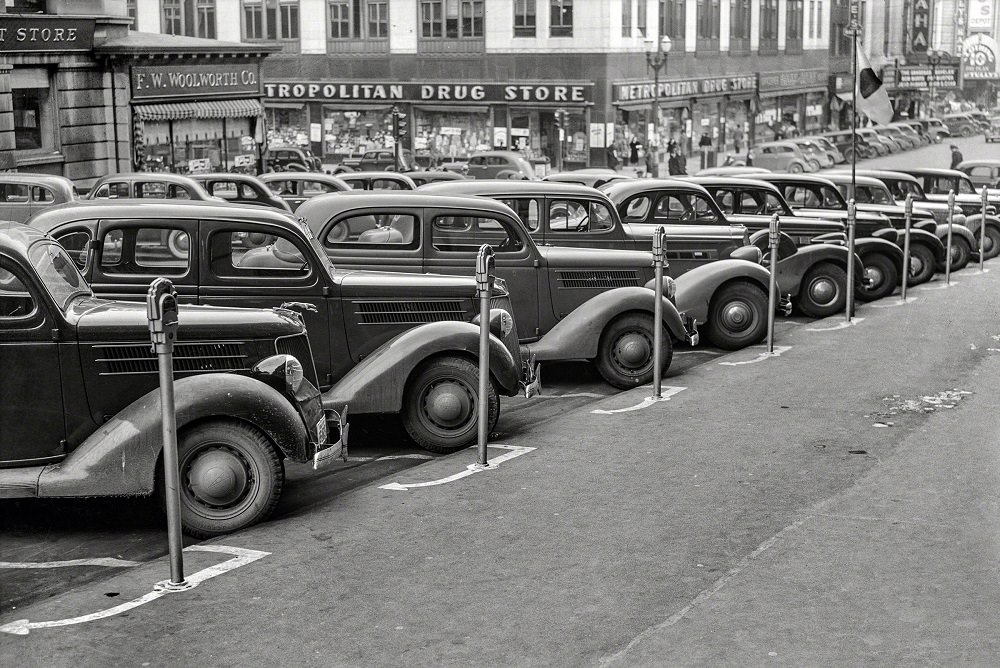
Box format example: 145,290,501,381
475,245,495,468
846,199,856,323
946,190,955,285
901,194,913,301
651,227,666,399
981,187,989,272
146,278,188,590
767,214,780,353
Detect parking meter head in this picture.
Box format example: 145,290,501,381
475,244,495,292
847,199,856,226
905,193,913,215
652,226,666,263
983,187,990,209
147,278,179,350
769,213,780,246
948,190,955,208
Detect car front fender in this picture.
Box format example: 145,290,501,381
959,214,1000,238
776,244,860,297
900,227,947,261
673,259,772,325
933,222,977,248
323,321,519,415
854,237,905,273
22,374,309,499
527,286,689,361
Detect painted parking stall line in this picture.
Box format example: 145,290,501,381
922,281,960,290
805,317,865,332
0,558,141,569
591,386,686,414
0,545,269,636
871,297,917,308
718,346,792,367
379,444,535,491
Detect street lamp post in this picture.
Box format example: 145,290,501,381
927,50,941,117
645,35,672,178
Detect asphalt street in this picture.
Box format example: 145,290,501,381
2,248,999,664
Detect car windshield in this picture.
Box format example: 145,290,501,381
29,241,92,310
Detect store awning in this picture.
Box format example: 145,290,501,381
133,99,264,121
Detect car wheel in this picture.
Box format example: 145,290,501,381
402,356,498,454
807,159,821,171
939,237,971,271
788,162,804,174
706,281,769,350
169,419,284,538
798,262,847,318
979,224,1000,260
594,312,671,389
906,243,937,285
855,253,899,302
961,126,974,137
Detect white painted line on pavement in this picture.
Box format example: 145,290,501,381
871,297,916,308
0,558,141,569
532,391,608,399
0,545,269,636
379,444,535,491
673,350,723,356
718,346,791,366
804,317,865,332
346,454,434,463
591,386,686,414
922,281,960,290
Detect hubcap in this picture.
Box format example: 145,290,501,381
422,380,473,429
984,235,995,253
910,256,924,276
613,332,651,370
186,448,249,508
866,266,884,288
951,246,962,262
721,301,754,332
809,277,838,306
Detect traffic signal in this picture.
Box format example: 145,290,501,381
391,106,408,141
554,108,567,129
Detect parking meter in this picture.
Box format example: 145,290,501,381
846,199,856,322
946,190,955,284
474,245,495,468
981,187,989,272
901,194,913,300
651,227,667,399
146,278,188,590
767,214,780,353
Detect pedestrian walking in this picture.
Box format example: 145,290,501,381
667,146,687,176
949,144,963,170
698,132,712,148
607,145,620,171
628,137,640,165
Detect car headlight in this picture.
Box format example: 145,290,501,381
472,309,514,339
253,354,304,393
663,276,677,300
954,212,967,225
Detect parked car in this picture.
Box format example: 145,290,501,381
789,138,835,169
0,221,338,537
190,173,291,212
745,141,817,173
886,122,926,148
956,159,1000,187
987,117,1000,144
688,176,896,302
697,166,772,177
29,200,529,454
913,118,951,143
0,173,77,224
259,172,350,211
338,171,417,191
296,192,700,388
263,145,322,172
760,173,947,285
543,170,631,188
856,127,898,154
941,113,980,137
419,179,774,350
802,135,846,164
819,130,875,161
964,110,991,131
876,125,918,151
404,170,468,187
87,173,220,201
465,151,537,180
356,148,413,172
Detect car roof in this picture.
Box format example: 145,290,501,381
816,173,888,188
91,172,204,186
755,173,840,187
830,169,920,183
469,150,525,158
419,179,604,197
0,173,77,195
757,140,798,148
27,199,298,235
957,159,1000,167
405,170,465,179
259,172,347,184
0,220,56,256
600,178,715,201
295,191,519,223
897,167,968,178
683,176,783,194
339,171,417,183
190,173,265,183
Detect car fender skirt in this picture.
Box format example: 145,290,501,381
674,259,771,324
17,375,308,499
528,287,687,362
323,321,519,415
854,237,905,272
775,244,854,296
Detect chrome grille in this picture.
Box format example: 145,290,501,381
556,270,640,289
354,300,466,324
490,294,524,372
275,333,320,388
96,342,248,375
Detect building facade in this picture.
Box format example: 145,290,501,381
128,0,832,169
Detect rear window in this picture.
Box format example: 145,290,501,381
431,215,523,253
325,213,417,246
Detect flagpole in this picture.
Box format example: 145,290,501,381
846,2,860,323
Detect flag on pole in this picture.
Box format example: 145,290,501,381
856,43,894,124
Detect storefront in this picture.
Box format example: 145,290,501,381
263,81,595,169
757,69,828,140
881,63,961,120
612,74,757,167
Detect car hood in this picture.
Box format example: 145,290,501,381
538,244,652,268
68,297,304,341
793,208,888,224
336,267,481,298
854,203,936,219
726,213,845,234
623,222,746,241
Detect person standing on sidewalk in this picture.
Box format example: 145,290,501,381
949,145,964,170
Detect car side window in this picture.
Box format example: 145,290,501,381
0,184,29,203
549,200,588,231
303,180,336,195
957,179,975,194
31,186,54,203
655,193,717,223
55,230,93,270
469,156,486,166
431,215,523,253
499,198,540,231
0,265,37,321
210,181,240,199
487,156,506,166
764,193,784,214
210,228,312,278
716,190,735,214
622,196,651,221
99,227,190,275
371,178,403,190
325,213,418,246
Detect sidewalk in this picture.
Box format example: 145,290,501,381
4,268,1000,665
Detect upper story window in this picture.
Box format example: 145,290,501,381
550,0,573,37
243,0,300,40
514,0,537,37
759,0,778,46
329,0,388,39
420,1,484,38
730,0,750,42
830,0,850,57
162,0,217,39
786,0,804,48
659,0,685,42
127,0,138,22
696,0,720,44
637,0,647,37
622,0,632,37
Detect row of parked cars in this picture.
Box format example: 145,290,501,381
1,153,997,537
